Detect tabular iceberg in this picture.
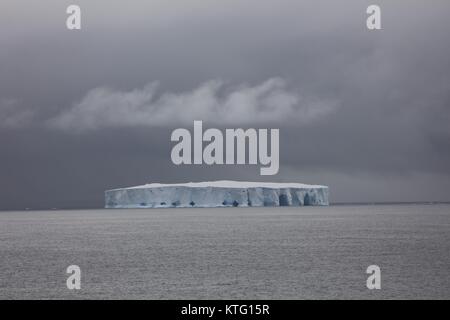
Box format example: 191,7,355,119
105,181,329,208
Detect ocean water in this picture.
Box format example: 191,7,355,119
0,204,449,299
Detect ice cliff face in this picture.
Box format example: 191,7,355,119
105,181,329,208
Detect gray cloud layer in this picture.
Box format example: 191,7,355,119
1,0,450,209
0,98,33,128
47,78,336,131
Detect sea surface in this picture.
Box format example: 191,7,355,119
0,204,449,299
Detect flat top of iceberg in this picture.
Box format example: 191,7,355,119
109,180,327,191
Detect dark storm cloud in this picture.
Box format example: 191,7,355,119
0,0,450,209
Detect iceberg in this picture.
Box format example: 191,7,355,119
105,181,329,208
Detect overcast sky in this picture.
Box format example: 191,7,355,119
1,0,450,209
